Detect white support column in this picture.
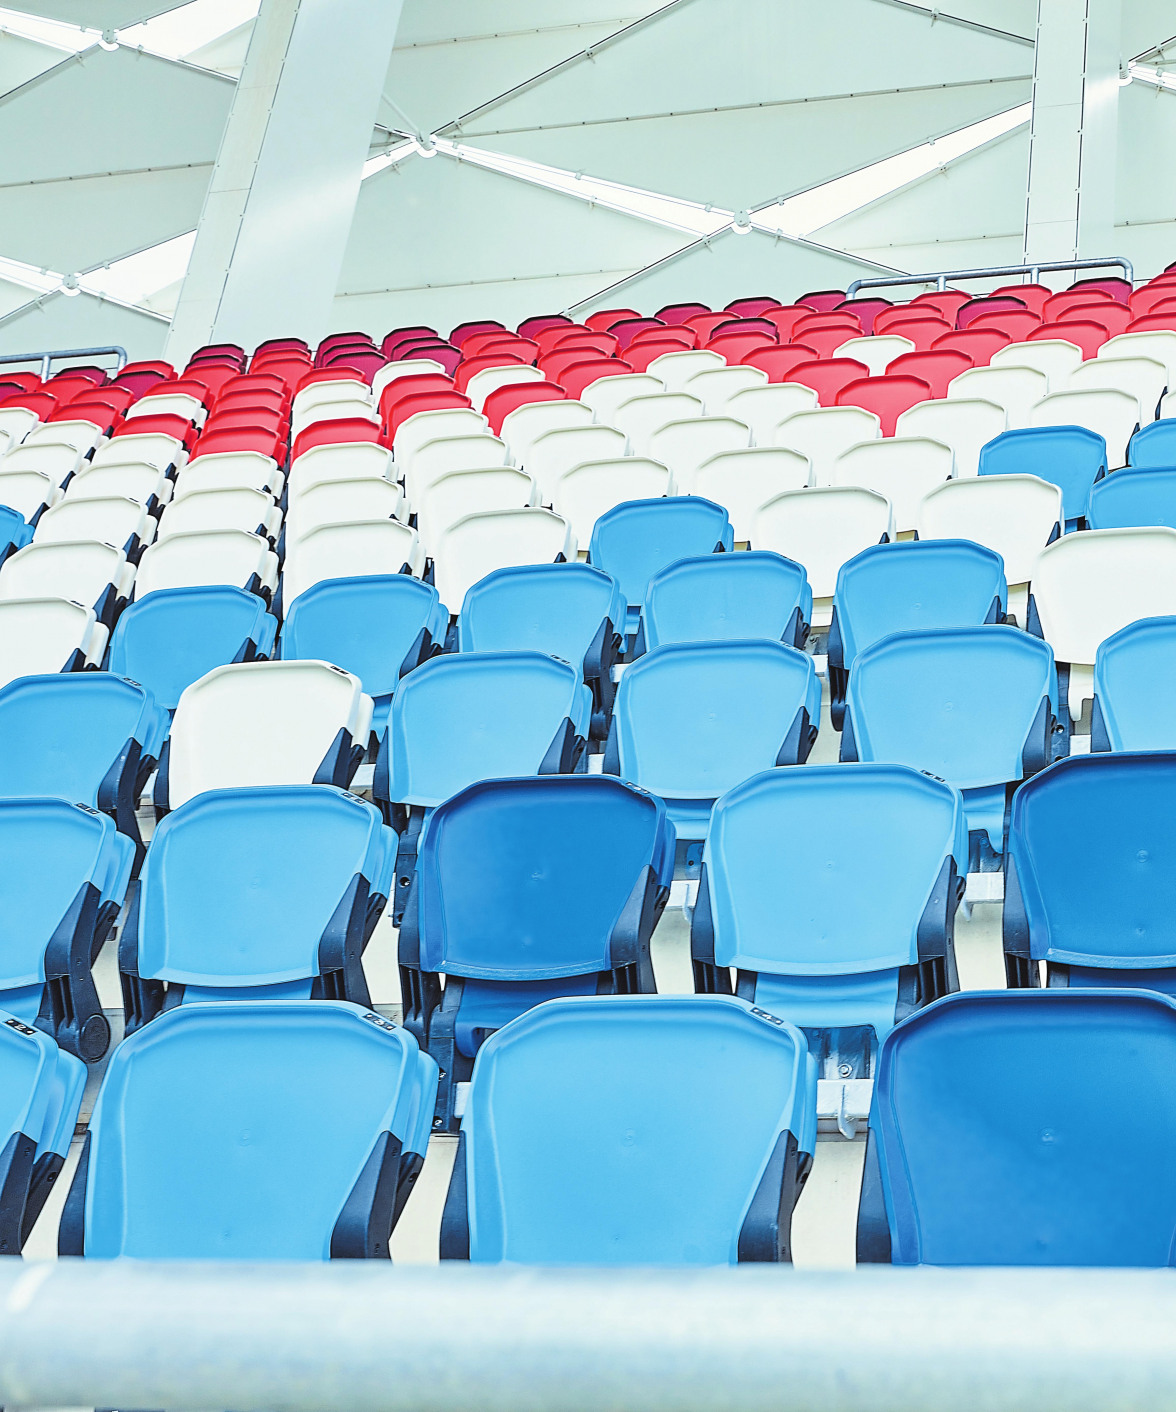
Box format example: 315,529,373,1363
167,0,404,363
1023,0,1121,265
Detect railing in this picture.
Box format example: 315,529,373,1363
845,256,1134,298
0,1260,1173,1410
0,344,128,381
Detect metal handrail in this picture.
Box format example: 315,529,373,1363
845,256,1134,298
0,344,128,381
0,1260,1174,1411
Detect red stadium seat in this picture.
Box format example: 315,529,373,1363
784,357,869,404
969,309,1042,342
482,381,566,436
450,320,506,348
385,389,472,440
683,312,739,341
991,283,1052,316
873,306,948,337
835,374,932,435
742,344,820,382
378,373,456,420
1042,289,1114,321
629,325,696,350
1028,319,1108,358
908,290,971,320
626,339,701,371
956,296,1028,328
113,363,174,398
885,349,972,398
470,337,540,365
1129,280,1176,317
1056,302,1131,338
930,328,1010,365
1068,276,1132,304
381,327,437,358
834,298,892,335
394,342,463,376
204,407,286,437
608,318,666,350
517,314,573,341
707,330,777,363
549,331,618,358
796,289,845,312
191,363,263,397
585,308,640,331
724,297,782,317
794,310,861,339
559,358,635,399
193,425,284,461
655,302,710,325
875,317,953,351
290,416,381,461
1127,310,1176,334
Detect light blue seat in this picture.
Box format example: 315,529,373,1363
1128,419,1176,466
0,798,133,1060
692,764,966,1076
107,585,278,712
827,539,1006,729
399,775,675,1130
1087,464,1176,530
857,989,1176,1266
281,574,446,740
0,504,33,562
978,424,1107,530
59,1000,438,1259
640,550,812,652
441,994,815,1265
606,639,819,848
1004,752,1176,993
0,673,167,867
457,563,625,740
1091,616,1176,750
0,1010,86,1253
842,625,1057,860
121,785,395,1030
587,496,734,639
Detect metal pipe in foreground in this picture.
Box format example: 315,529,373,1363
0,1260,1175,1412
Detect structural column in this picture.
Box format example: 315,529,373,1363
1023,0,1121,264
167,0,403,362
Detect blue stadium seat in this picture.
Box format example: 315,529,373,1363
1091,616,1176,750
639,550,812,652
857,989,1176,1266
107,585,278,712
440,994,815,1265
1128,418,1176,467
1087,464,1176,530
692,764,966,1076
0,504,33,563
0,673,167,867
0,798,133,1060
605,639,820,848
457,562,625,740
841,625,1057,861
398,775,675,1130
827,540,1007,728
1004,752,1176,992
978,425,1107,530
59,1000,438,1259
120,785,395,1030
587,496,734,639
0,1011,86,1252
375,650,592,920
281,574,446,740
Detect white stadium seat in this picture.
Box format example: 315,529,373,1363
135,529,280,600
946,365,1048,428
646,416,752,493
774,406,882,485
416,467,537,545
281,519,424,608
831,436,954,533
1027,388,1140,468
159,487,282,542
692,446,810,541
552,457,670,545
527,425,627,501
895,397,1007,478
430,507,575,611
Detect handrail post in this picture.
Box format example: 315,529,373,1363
839,256,1134,300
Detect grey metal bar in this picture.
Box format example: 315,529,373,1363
845,256,1134,299
0,344,128,381
0,1260,1174,1411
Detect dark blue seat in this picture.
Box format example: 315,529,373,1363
1004,752,1176,992
692,763,966,1077
858,989,1176,1266
841,625,1057,861
978,425,1107,530
1127,419,1176,467
399,774,674,1130
107,585,278,712
827,539,1007,728
59,1000,438,1259
440,994,815,1265
1087,464,1176,530
1092,616,1176,750
640,550,812,652
281,574,446,739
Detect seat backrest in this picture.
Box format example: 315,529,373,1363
894,397,1007,478
691,447,811,541
73,999,423,1258
500,398,593,465
386,651,582,808
417,776,665,979
682,366,767,415
159,487,276,541
455,993,809,1264
1100,330,1176,383
613,639,819,800
1069,356,1167,422
34,496,148,552
168,660,368,808
868,989,1176,1265
979,424,1108,523
135,529,274,598
416,467,534,545
706,763,964,975
0,541,124,613
916,474,1061,586
754,486,893,598
1092,616,1176,750
526,425,627,500
403,434,509,500
579,373,663,422
1129,419,1176,466
0,598,103,689
431,508,572,612
725,383,817,444
458,562,622,667
552,457,670,546
831,436,953,532
643,550,809,648
392,407,487,464
0,469,58,520
991,340,1084,386
947,364,1049,423
774,406,882,484
646,416,752,493
282,520,421,609
288,441,393,487
1027,388,1140,468
588,497,733,608
1088,465,1176,530
846,625,1055,789
284,478,401,538
645,348,725,392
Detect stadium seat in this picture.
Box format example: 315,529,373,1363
946,364,1049,427
500,397,593,465
1127,418,1176,466
1098,329,1176,383
895,397,1007,478
429,507,574,612
641,550,811,651
646,349,725,391
158,660,373,812
441,993,814,1264
0,541,132,627
990,337,1084,387
774,406,881,485
399,433,510,506
1088,465,1176,530
682,365,767,414
830,335,915,376
65,460,173,513
0,598,109,687
34,496,156,560
552,456,670,545
605,639,820,844
457,562,625,740
121,784,394,1027
723,383,817,443
841,625,1057,858
526,425,627,501
59,999,438,1258
856,988,1176,1266
579,372,662,422
158,487,280,544
173,449,284,498
1069,356,1167,423
0,468,62,524
588,496,734,638
692,763,966,1075
827,539,1006,727
689,447,811,540
612,394,703,455
978,425,1107,530
135,529,279,603
1027,526,1176,721
1091,617,1176,751
830,436,953,533
280,520,423,612
287,440,394,490
647,416,752,493
1028,388,1139,468
392,407,487,468
399,776,674,1129
108,586,278,713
